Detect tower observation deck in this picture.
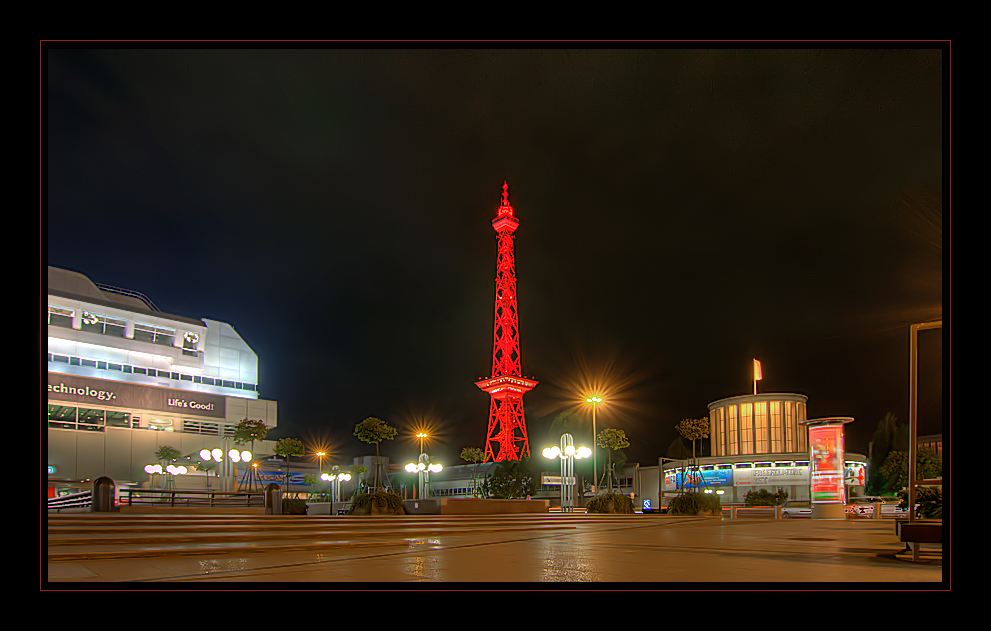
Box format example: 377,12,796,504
476,181,537,462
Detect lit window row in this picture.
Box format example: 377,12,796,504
48,353,257,393
47,404,235,436
710,400,807,457
48,305,198,355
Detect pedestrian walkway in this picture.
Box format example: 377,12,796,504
46,513,943,583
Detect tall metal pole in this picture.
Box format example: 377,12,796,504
592,401,597,492
909,320,942,524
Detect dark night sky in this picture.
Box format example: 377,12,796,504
45,47,945,470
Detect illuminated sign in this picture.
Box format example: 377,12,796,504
47,374,226,419
664,468,733,489
643,499,651,510
48,465,56,474
844,462,866,486
541,475,577,485
809,425,845,503
734,466,809,486
256,470,309,485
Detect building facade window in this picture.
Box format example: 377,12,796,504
797,402,807,452
727,405,738,456
770,401,783,453
48,404,77,429
755,401,768,453
79,312,126,337
47,306,74,328
740,403,753,454
48,353,257,394
718,407,726,457
106,410,132,428
133,323,175,347
785,401,795,451
77,407,106,431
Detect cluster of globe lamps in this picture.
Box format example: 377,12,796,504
405,434,442,499
542,438,592,513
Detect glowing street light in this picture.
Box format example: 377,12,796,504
199,447,251,492
585,395,603,492
405,452,442,499
416,433,428,455
145,463,186,491
320,467,352,503
543,433,591,512
316,451,326,476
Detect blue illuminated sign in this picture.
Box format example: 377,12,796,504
677,468,733,487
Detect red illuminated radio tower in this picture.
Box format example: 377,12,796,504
476,181,538,462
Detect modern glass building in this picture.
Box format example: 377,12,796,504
46,266,279,497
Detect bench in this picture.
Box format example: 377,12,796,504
896,520,942,562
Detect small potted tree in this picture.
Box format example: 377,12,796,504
586,429,633,513
350,417,406,515
460,447,486,498
274,437,307,514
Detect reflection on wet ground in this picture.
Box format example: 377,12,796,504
47,514,943,583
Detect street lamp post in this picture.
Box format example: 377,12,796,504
406,453,442,499
585,396,603,492
321,467,352,505
200,447,251,493
909,320,942,525
543,434,592,512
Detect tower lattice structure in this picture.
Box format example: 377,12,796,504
476,181,538,462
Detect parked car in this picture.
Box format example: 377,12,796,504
781,499,812,518
845,496,909,517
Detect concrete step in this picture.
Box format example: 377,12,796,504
47,514,604,562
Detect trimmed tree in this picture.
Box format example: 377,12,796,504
154,446,182,490
676,418,710,493
353,417,398,492
348,464,368,498
460,447,486,498
155,445,181,465
274,437,305,498
595,428,630,493
233,418,270,455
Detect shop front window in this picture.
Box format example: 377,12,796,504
105,410,132,428
77,407,106,431
48,404,76,430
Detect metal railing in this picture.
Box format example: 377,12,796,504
121,488,265,508
94,282,161,312
48,490,93,512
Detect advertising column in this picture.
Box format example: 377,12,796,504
801,417,854,520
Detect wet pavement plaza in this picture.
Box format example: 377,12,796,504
47,513,944,584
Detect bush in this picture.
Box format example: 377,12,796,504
282,498,308,515
668,492,722,515
744,489,789,506
585,492,634,514
898,486,942,519
349,491,407,515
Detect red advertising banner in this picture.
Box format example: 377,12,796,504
809,425,845,503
